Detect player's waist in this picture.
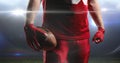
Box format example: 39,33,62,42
43,24,90,40
54,31,90,40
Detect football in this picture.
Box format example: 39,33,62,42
36,27,57,51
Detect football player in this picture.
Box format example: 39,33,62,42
24,0,105,63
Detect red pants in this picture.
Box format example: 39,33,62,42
43,39,90,63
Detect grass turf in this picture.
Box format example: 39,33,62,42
0,57,120,63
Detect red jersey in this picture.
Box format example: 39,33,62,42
42,0,90,39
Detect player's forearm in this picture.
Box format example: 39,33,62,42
88,0,104,29
26,0,41,25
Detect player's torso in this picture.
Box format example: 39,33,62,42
43,0,90,39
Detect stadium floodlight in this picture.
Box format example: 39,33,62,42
11,9,26,16
101,8,108,12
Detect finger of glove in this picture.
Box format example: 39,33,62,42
24,30,34,49
27,37,40,51
28,39,40,51
92,35,97,42
28,40,36,50
95,38,102,44
24,30,39,51
95,38,100,42
26,37,37,50
32,37,41,51
92,38,100,44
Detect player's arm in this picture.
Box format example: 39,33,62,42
26,0,41,25
24,0,46,51
88,0,105,44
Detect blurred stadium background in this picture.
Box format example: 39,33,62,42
0,0,120,63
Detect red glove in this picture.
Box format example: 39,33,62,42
24,24,46,51
92,27,105,44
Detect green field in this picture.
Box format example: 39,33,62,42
89,58,120,63
0,57,120,63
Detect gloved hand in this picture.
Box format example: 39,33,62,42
24,24,46,51
92,27,105,44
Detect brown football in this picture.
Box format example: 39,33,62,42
36,27,57,51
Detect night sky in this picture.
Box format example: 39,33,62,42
0,0,120,58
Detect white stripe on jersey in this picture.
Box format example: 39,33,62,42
71,0,88,5
83,0,87,5
71,0,81,4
